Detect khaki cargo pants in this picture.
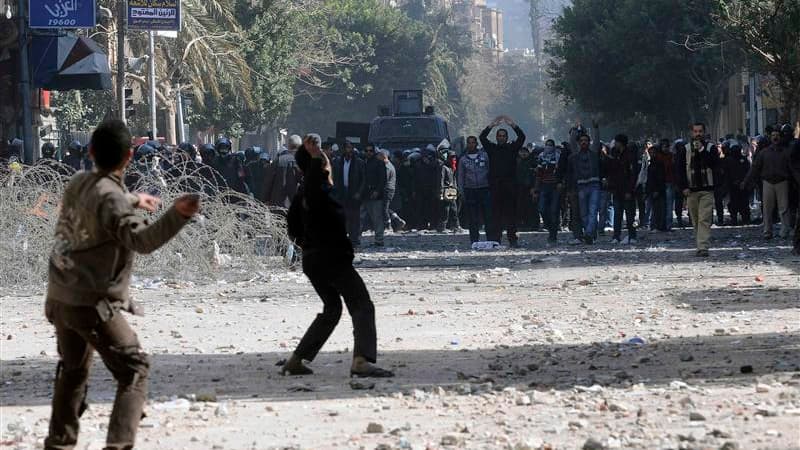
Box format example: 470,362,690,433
687,190,714,251
44,300,149,450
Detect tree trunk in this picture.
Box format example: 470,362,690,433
165,104,177,145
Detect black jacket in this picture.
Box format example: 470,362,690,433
332,156,365,206
479,125,526,183
364,156,387,201
413,159,442,197
646,157,666,195
287,157,353,261
723,152,750,187
674,141,719,192
603,145,638,194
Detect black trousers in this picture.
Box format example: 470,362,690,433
343,204,362,246
416,191,439,230
294,253,377,363
650,192,667,231
714,187,727,225
728,185,751,225
612,193,637,239
488,181,517,243
675,193,686,225
636,188,647,226
515,185,538,230
794,206,800,251
568,190,582,238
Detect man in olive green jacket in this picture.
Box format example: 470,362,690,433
44,120,200,450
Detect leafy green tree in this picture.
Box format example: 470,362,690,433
546,0,737,136
285,0,474,139
715,0,800,125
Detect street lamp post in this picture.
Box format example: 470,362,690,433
147,30,157,140
117,1,126,124
17,0,34,163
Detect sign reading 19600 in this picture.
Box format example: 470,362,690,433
29,0,96,28
127,0,181,31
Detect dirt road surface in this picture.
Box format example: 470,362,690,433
2,227,799,450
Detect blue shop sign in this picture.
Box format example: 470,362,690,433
30,0,97,29
128,0,181,31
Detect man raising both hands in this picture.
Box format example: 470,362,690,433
480,115,527,247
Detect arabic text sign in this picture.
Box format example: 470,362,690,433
29,0,96,28
127,0,181,31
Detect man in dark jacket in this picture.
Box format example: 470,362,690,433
675,122,719,256
604,134,638,244
480,115,526,247
533,139,565,244
363,144,387,247
413,147,443,230
724,141,751,226
515,145,537,231
646,144,667,231
332,141,366,247
214,137,251,197
263,136,301,208
282,134,393,379
742,127,793,239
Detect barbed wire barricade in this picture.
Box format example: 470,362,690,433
0,160,294,288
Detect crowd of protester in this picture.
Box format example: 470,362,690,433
8,117,800,256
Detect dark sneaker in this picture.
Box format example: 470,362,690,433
695,249,709,257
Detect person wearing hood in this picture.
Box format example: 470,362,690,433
245,148,270,201
723,140,751,226
213,137,250,198
439,148,460,232
533,139,565,244
458,135,492,243
515,144,538,231
63,140,84,171
263,135,301,208
480,115,526,247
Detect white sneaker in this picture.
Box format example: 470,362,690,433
610,237,621,244
569,238,583,245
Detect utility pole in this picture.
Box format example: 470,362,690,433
147,30,157,139
17,0,34,163
117,0,126,124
